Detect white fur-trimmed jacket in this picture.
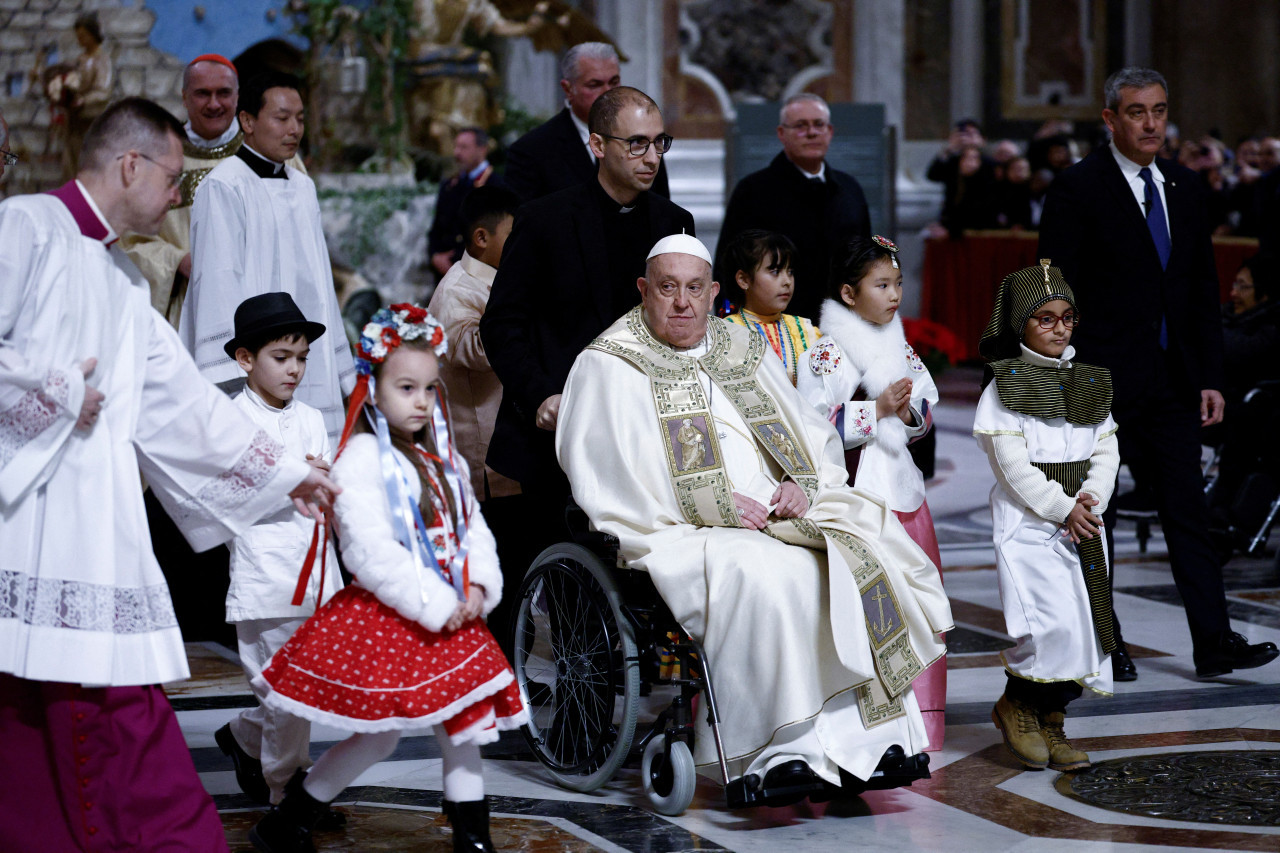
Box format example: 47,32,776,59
330,432,502,633
798,300,938,512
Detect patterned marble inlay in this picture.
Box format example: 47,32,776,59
1057,750,1280,826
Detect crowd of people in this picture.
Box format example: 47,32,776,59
1,44,1279,853
924,115,1280,242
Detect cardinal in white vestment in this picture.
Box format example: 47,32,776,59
557,235,952,807
0,99,337,853
183,71,355,442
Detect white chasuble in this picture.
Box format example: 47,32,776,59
0,190,311,686
558,311,952,783
184,157,356,442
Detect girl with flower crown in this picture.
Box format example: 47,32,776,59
796,235,948,751
249,304,527,853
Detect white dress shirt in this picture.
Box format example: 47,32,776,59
1109,140,1171,241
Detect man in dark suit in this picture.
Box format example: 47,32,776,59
480,86,694,551
714,93,871,323
1039,67,1278,680
503,42,670,204
428,126,505,277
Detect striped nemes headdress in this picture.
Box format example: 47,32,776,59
978,259,1078,362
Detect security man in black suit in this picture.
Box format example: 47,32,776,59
480,86,694,555
1038,67,1278,680
503,41,669,204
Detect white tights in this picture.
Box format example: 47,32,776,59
301,726,484,804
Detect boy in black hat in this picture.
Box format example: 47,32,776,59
214,293,347,813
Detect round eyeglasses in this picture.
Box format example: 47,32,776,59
599,133,673,157
1030,312,1080,329
0,150,17,167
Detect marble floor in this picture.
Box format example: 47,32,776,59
172,368,1280,852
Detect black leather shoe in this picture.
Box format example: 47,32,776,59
216,723,270,804
249,775,331,853
1194,631,1280,677
1111,645,1138,682
444,799,497,853
285,771,346,831
761,759,821,807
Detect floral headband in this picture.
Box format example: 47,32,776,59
356,303,447,375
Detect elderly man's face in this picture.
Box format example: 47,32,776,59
562,56,620,122
638,252,719,349
777,99,832,171
1103,84,1167,166
123,132,184,236
453,130,485,173
183,61,239,142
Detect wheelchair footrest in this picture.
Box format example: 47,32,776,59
724,772,828,809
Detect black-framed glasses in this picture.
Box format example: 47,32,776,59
117,151,182,189
600,133,673,157
0,150,16,167
1030,312,1080,329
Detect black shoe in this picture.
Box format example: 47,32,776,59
284,771,347,831
444,799,497,853
841,745,931,794
248,775,331,853
1194,631,1280,677
760,759,824,807
216,723,270,804
1111,645,1138,682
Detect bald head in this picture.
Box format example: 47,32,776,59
80,97,184,174
588,86,659,137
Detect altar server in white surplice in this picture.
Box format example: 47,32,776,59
0,99,339,853
184,70,355,441
557,234,952,808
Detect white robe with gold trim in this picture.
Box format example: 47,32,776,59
557,314,952,783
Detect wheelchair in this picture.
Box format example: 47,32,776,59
1206,379,1280,559
506,505,829,815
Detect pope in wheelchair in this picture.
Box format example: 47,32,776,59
555,234,953,807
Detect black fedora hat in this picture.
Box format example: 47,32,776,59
224,292,327,359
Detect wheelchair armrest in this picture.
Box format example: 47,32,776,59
564,499,620,562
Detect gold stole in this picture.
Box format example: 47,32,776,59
588,310,925,726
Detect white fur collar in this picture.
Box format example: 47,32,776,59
817,298,909,397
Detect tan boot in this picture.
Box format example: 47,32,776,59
991,693,1049,768
1040,711,1090,771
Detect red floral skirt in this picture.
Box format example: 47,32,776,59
258,586,527,742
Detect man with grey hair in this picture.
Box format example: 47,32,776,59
557,233,946,806
716,92,871,322
504,41,670,202
0,96,338,852
1039,67,1278,682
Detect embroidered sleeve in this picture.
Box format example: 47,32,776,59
808,339,841,375
171,429,286,524
904,342,927,373
0,369,75,470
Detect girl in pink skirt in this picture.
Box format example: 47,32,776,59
797,236,947,750
250,304,527,853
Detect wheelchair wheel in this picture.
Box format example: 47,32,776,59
512,543,640,792
641,737,697,816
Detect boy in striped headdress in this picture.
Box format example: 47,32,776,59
974,260,1119,772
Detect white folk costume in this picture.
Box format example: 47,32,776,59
120,121,307,327
798,299,948,748
183,145,355,441
558,308,953,783
257,304,526,742
0,181,313,852
974,263,1119,696
226,387,344,800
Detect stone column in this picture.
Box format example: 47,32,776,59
853,0,904,130
594,0,663,101
949,0,983,123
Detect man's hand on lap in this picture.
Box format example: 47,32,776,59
770,481,808,518
732,492,769,530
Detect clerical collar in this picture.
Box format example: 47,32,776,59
186,121,240,150
47,180,118,245
237,143,289,179
792,159,826,182
593,179,642,215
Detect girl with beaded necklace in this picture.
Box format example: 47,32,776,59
249,304,526,853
